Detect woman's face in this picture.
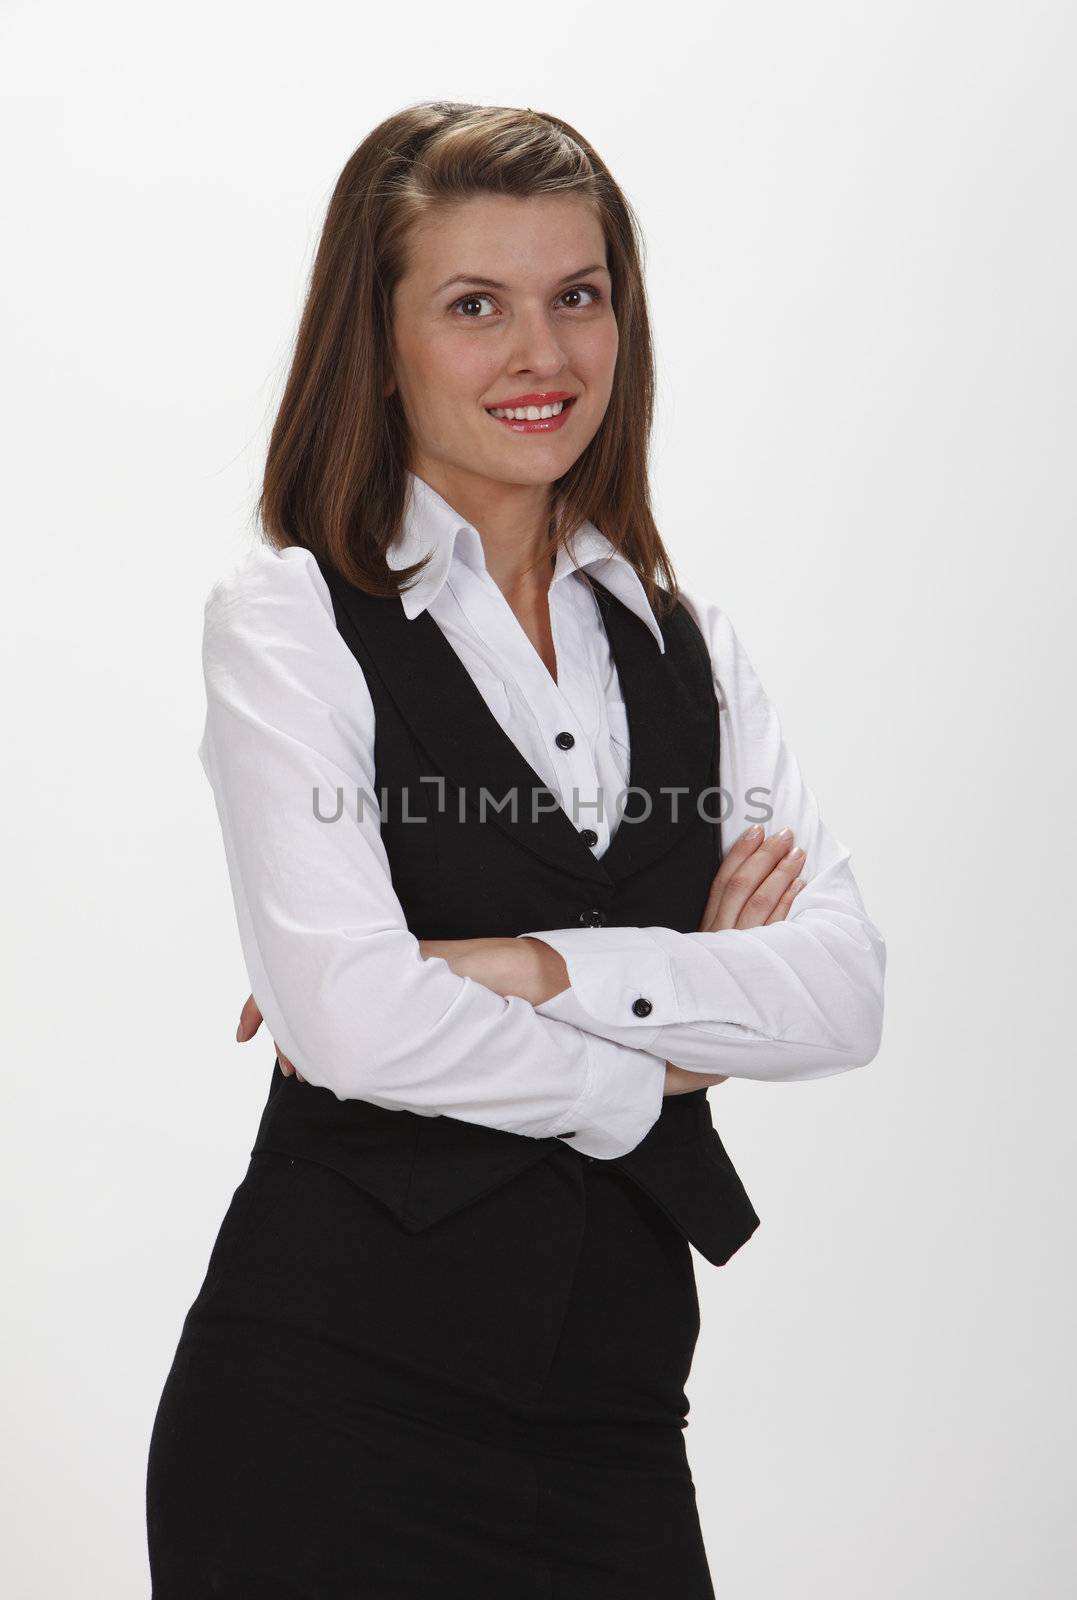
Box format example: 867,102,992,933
387,194,619,496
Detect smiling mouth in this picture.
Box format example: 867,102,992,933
485,396,578,432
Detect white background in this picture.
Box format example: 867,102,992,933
4,1,1075,1594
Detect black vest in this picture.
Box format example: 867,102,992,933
250,559,761,1268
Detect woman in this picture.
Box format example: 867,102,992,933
146,101,886,1597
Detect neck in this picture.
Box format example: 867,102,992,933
411,461,557,601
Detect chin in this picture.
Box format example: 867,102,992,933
496,459,577,487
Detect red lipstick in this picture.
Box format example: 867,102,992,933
487,390,574,408
485,392,578,434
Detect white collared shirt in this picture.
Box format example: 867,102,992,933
197,471,886,1160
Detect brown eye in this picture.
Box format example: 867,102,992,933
450,293,496,319
560,285,603,309
450,284,605,320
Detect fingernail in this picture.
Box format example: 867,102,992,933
741,824,763,840
776,827,793,841
235,1023,243,1041
787,846,804,862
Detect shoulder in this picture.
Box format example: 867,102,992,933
196,545,378,777
672,583,738,657
198,544,369,718
202,543,335,638
670,582,765,718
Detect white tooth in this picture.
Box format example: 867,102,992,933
489,400,567,420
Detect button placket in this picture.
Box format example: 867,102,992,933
452,556,609,851
550,725,606,849
551,584,610,852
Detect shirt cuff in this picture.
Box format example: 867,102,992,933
540,1026,666,1160
520,926,678,1033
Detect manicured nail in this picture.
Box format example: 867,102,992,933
787,846,804,862
741,824,763,840
776,827,793,841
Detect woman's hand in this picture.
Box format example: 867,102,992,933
698,822,806,933
236,994,305,1083
420,936,569,1006
662,824,806,1096
235,938,562,1087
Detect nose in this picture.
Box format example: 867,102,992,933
507,304,569,376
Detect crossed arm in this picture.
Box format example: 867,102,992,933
240,822,811,1097
207,548,884,1158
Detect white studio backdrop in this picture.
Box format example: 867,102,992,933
3,1,1074,1595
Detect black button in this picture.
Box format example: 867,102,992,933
631,997,653,1017
580,828,599,847
578,907,608,927
555,730,575,750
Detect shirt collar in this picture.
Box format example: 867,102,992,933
386,470,666,654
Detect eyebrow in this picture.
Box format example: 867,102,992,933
433,262,609,296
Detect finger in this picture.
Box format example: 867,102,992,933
276,1045,304,1083
705,830,801,931
664,1062,729,1094
764,876,806,925
737,845,806,929
236,992,264,1043
738,846,805,928
698,825,765,929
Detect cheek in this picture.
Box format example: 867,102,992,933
396,360,472,445
574,318,619,390
422,330,498,396
397,325,490,410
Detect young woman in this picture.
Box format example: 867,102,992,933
146,101,886,1598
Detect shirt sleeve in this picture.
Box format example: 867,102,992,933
520,588,887,1082
196,543,667,1160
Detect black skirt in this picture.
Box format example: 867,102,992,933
146,1139,716,1598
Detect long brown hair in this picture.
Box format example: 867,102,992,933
257,100,681,619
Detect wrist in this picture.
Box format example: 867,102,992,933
518,936,571,1006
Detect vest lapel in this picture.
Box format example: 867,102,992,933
328,574,606,887
326,567,717,895
586,576,719,885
